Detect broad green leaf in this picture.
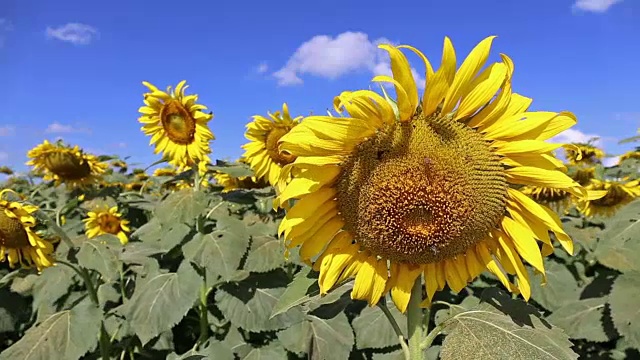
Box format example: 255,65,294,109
434,295,481,326
609,270,640,349
353,304,407,349
308,281,352,312
76,236,121,282
0,300,102,360
125,261,202,345
215,286,305,332
243,228,284,273
546,297,610,342
131,217,163,241
8,273,38,296
372,347,440,360
32,265,77,322
166,352,206,360
271,268,318,318
155,188,208,225
97,283,121,308
308,313,354,360
201,341,235,360
183,215,249,282
241,344,287,360
593,200,640,272
117,242,165,264
440,288,578,360
208,162,254,178
529,260,581,311
277,321,313,356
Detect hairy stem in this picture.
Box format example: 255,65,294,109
407,277,424,360
378,300,410,360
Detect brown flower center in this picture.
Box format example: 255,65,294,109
266,127,296,165
0,208,30,248
97,213,121,234
592,186,629,207
160,100,196,144
336,113,508,264
43,151,92,180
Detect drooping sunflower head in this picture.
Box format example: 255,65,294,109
242,103,301,189
138,80,215,169
578,179,640,217
153,167,178,177
569,166,596,186
563,143,605,165
0,166,13,175
26,140,108,188
619,150,640,162
0,190,55,271
111,160,128,173
83,205,131,245
520,186,573,213
276,36,588,312
213,172,268,193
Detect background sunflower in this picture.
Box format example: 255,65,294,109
26,140,108,188
83,205,131,244
138,80,215,170
242,103,301,189
0,190,55,271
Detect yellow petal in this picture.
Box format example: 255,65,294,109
378,44,419,120
455,62,507,120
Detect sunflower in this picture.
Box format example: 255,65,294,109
563,143,605,165
0,190,55,271
26,140,108,188
242,103,301,189
83,205,131,245
520,186,573,213
111,160,128,173
578,179,640,217
153,167,178,177
570,166,596,186
276,36,589,312
138,80,215,169
619,150,640,162
213,172,268,193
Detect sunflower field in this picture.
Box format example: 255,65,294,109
1,37,640,360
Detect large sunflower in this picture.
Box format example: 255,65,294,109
0,190,55,271
242,104,301,189
578,179,640,217
213,172,268,193
563,143,605,165
138,80,215,169
26,140,108,188
84,205,131,245
276,36,589,312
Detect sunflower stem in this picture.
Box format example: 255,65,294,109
196,276,210,348
407,277,424,360
378,299,410,360
420,323,444,351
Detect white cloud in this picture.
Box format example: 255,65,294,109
256,62,269,74
572,0,622,13
45,122,91,134
273,31,425,88
551,128,602,146
602,156,620,167
46,23,98,45
0,125,14,136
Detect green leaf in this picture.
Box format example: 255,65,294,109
609,270,640,349
76,236,121,282
439,288,578,360
31,265,77,322
215,286,305,332
208,161,254,178
0,300,102,360
132,217,163,241
546,297,610,342
307,313,354,360
124,261,203,345
155,188,208,225
271,268,317,318
183,215,250,283
593,200,640,272
243,223,284,273
8,273,39,296
529,260,581,311
241,344,287,360
434,295,481,326
117,242,165,264
353,304,406,349
97,283,121,308
201,341,235,360
277,321,313,356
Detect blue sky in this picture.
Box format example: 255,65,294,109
1,0,638,174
